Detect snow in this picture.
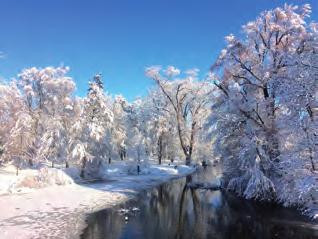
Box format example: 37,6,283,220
0,166,74,195
0,4,317,238
0,162,195,239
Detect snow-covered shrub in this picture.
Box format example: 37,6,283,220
9,168,73,193
37,168,74,185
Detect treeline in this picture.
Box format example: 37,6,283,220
0,67,212,177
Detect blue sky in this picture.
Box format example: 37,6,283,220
0,0,317,101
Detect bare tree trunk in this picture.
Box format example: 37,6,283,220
185,155,191,166
65,161,69,168
262,83,280,163
309,146,315,171
186,122,197,166
80,157,87,178
176,113,191,165
123,149,126,160
158,134,163,165
303,126,316,171
265,130,280,162
120,146,126,160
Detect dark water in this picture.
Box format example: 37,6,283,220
81,167,318,239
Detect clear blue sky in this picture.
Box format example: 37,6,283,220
0,0,317,101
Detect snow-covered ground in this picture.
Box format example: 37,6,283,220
0,162,195,239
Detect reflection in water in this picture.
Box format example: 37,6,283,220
81,167,318,239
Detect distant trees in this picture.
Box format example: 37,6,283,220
110,95,127,161
0,66,192,176
0,64,214,173
144,89,175,165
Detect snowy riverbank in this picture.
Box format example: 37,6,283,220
0,162,196,239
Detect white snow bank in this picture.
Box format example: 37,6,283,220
0,165,17,195
0,162,195,239
145,164,194,175
0,166,74,195
100,161,195,181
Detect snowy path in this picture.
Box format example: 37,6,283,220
0,165,195,239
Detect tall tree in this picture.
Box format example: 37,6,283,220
209,4,318,201
146,66,212,165
76,73,113,177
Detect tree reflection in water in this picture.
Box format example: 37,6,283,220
81,168,318,239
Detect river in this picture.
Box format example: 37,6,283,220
81,167,318,239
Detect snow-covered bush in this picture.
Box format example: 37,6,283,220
8,168,73,193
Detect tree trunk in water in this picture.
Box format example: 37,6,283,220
80,157,87,178
52,161,54,168
108,157,111,164
16,166,19,176
65,161,69,168
28,159,33,167
176,184,188,239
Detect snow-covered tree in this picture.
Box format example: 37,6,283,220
146,66,212,165
73,73,113,177
139,89,181,164
16,66,77,168
123,99,148,164
110,95,128,161
209,4,318,203
0,82,25,164
0,82,34,174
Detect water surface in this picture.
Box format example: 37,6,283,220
81,167,318,239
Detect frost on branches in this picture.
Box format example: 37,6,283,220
1,67,208,180
209,4,318,217
0,67,77,174
145,66,213,165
